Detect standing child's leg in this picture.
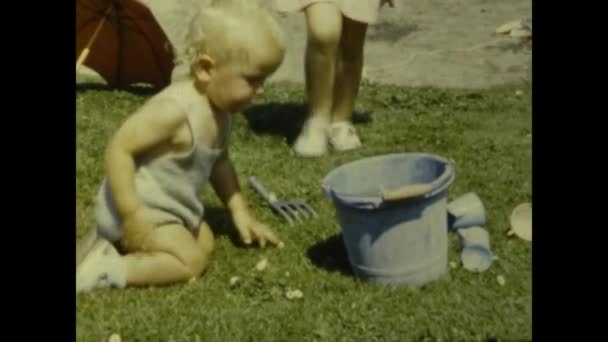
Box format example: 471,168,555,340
293,3,343,157
328,16,368,151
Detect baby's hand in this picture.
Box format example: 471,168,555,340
120,206,158,252
232,211,283,248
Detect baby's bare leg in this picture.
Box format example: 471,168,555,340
124,224,211,286
196,220,215,261
332,17,368,123
304,3,343,125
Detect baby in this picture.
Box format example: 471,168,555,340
77,0,286,293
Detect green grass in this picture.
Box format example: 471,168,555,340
76,80,531,342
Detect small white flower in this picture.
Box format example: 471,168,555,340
285,289,303,300
255,258,268,271
229,276,240,286
497,275,506,286
108,334,121,342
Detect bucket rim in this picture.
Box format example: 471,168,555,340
321,153,456,209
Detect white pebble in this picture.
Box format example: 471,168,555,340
285,289,304,300
255,258,268,271
497,275,506,286
510,28,532,38
229,276,240,286
108,334,121,342
496,20,524,34
515,90,523,96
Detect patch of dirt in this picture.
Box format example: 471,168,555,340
269,0,532,89
77,0,532,89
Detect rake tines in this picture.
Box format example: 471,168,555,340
249,177,319,226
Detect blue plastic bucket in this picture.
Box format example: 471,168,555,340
322,153,456,287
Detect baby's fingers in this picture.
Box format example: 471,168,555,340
254,224,282,248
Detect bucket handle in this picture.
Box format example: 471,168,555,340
382,183,434,202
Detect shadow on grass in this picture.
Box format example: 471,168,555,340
204,206,244,247
307,233,354,276
76,82,160,96
243,102,309,145
243,102,374,145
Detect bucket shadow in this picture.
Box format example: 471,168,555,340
243,102,374,145
307,233,354,276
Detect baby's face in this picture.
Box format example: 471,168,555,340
205,61,269,113
205,43,283,113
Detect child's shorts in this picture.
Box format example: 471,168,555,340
274,0,383,24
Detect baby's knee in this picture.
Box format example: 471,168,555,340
181,247,209,278
197,221,215,256
200,236,214,257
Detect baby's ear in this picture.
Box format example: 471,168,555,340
192,53,215,86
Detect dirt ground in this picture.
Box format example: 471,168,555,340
77,0,532,89
270,0,532,88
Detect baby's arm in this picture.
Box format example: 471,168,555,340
105,100,188,250
210,151,283,248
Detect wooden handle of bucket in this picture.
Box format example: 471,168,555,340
382,183,433,202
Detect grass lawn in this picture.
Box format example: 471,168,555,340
76,80,532,342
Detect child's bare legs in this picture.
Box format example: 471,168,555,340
328,17,367,151
125,222,214,286
76,221,214,293
293,3,342,157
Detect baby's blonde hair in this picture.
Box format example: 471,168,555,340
177,0,285,75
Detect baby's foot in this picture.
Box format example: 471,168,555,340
293,119,328,157
76,238,127,294
327,121,362,151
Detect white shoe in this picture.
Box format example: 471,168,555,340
76,228,98,267
76,238,127,294
327,122,362,151
293,119,328,157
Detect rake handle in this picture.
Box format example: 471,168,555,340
249,177,275,204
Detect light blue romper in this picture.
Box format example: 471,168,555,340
94,83,232,242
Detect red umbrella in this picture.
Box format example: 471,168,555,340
76,0,175,89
